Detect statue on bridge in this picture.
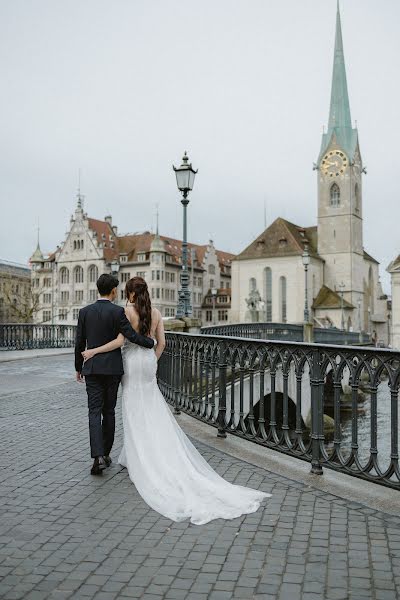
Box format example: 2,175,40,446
245,287,265,323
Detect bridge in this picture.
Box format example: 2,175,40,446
2,324,400,599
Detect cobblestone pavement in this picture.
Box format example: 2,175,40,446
1,356,400,600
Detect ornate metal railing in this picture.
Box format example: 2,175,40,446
0,324,77,350
158,332,400,489
201,322,371,346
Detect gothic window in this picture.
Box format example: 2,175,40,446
264,267,272,321
280,276,287,323
249,277,256,292
88,265,98,283
330,183,340,207
60,267,69,284
74,266,84,284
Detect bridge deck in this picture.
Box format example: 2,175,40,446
1,354,400,600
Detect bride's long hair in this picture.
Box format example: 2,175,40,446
125,277,152,335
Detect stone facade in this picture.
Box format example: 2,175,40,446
387,257,400,349
0,260,31,323
231,5,389,344
30,200,234,326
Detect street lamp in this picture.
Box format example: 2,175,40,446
302,243,310,323
211,287,218,325
110,260,120,275
339,282,345,330
173,151,198,318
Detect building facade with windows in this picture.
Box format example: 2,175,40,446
0,260,31,323
230,4,389,343
30,198,234,326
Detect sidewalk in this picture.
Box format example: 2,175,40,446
0,347,73,363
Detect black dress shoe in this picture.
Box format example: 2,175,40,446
91,456,106,475
104,455,112,468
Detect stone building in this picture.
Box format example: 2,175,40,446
231,4,389,343
387,257,400,348
0,259,31,323
30,196,234,326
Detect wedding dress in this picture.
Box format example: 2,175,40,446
118,341,270,525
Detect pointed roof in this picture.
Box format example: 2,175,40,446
30,228,44,264
234,218,322,261
312,285,354,310
318,2,358,163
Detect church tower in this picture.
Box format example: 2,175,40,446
316,2,364,302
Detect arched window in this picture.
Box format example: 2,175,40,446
208,264,215,275
280,276,287,323
88,265,98,283
330,183,340,207
74,266,84,284
60,267,69,284
264,267,272,321
249,277,256,292
355,183,360,212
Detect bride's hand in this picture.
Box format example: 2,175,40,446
82,348,96,361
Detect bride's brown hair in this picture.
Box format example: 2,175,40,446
125,277,152,335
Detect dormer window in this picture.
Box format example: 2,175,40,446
279,237,288,248
102,233,106,240
120,255,128,263
137,253,146,262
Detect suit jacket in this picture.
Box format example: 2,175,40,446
75,299,154,376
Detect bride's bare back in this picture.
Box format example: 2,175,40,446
124,305,165,358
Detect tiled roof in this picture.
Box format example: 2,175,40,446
116,232,234,270
88,218,118,261
234,218,321,261
312,285,354,310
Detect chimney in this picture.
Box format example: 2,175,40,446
105,215,112,226
112,225,118,236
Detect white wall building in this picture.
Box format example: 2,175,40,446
231,5,389,343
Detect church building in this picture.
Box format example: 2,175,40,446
231,3,388,343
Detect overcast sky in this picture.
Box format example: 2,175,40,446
0,0,398,293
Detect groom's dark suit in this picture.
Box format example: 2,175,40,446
75,299,154,458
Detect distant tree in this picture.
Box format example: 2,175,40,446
1,274,42,323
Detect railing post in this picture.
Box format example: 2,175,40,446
310,348,323,475
173,336,181,415
217,340,227,438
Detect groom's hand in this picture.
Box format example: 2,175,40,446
76,371,84,383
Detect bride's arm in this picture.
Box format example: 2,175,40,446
154,313,166,360
82,333,125,361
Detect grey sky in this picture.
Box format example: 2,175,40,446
0,0,398,292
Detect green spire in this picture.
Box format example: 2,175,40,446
328,1,352,131
318,2,358,163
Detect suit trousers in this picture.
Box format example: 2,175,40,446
85,374,122,458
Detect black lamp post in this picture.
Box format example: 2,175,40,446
302,243,310,323
173,152,198,318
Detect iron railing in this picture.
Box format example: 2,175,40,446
0,324,77,350
201,322,371,346
158,332,400,489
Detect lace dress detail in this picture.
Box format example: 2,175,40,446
118,341,270,525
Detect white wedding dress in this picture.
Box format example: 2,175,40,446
118,341,270,525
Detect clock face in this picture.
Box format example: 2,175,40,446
321,150,348,177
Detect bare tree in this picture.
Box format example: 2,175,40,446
1,274,43,323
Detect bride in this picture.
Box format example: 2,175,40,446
82,276,270,525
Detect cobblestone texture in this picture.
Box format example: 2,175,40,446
1,356,400,599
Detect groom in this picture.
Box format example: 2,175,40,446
75,273,155,475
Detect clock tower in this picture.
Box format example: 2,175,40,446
316,2,364,301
